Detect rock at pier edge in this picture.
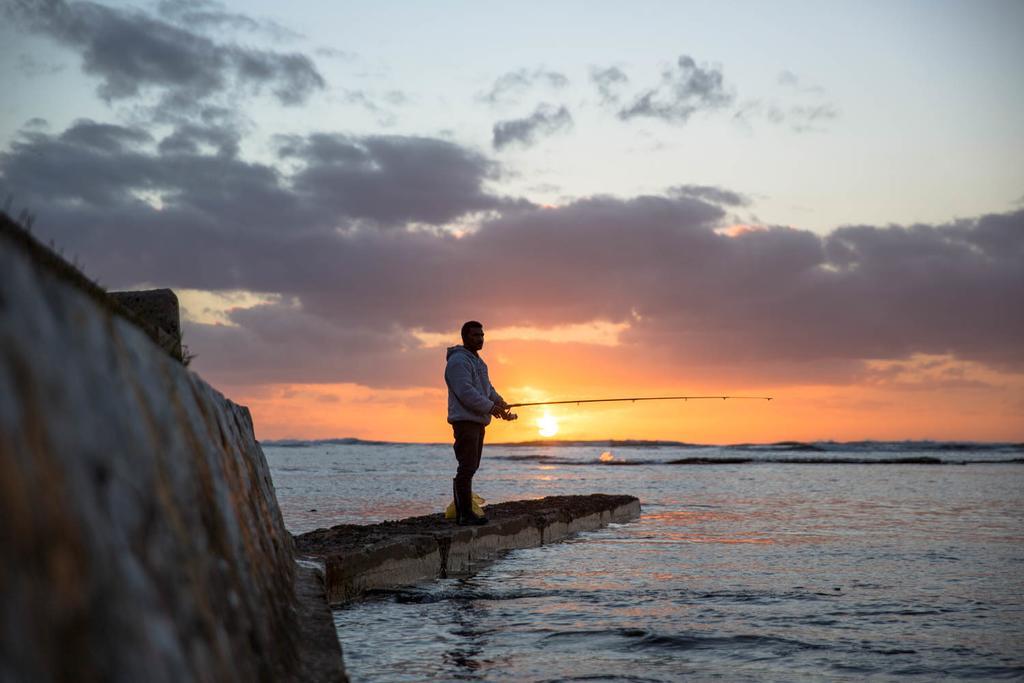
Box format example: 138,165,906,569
295,494,642,604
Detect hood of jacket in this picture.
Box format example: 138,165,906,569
446,345,477,361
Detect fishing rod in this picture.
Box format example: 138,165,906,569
506,395,773,409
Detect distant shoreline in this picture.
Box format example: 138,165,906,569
261,437,1024,450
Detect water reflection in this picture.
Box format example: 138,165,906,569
441,592,490,677
278,444,1024,681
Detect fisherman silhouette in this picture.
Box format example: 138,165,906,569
444,321,516,525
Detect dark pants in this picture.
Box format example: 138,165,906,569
452,421,485,516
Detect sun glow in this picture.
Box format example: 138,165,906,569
537,413,559,438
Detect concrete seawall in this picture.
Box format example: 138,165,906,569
296,494,641,604
0,213,347,682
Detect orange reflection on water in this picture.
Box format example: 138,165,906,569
644,509,745,523
680,536,775,545
637,532,776,545
639,508,779,544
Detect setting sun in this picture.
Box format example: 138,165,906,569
537,413,559,438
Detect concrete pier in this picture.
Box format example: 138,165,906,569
295,494,641,604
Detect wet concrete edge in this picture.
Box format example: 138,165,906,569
295,494,642,605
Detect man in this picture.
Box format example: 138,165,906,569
445,320,516,525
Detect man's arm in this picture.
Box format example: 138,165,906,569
488,386,505,407
445,358,494,415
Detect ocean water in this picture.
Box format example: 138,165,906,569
264,441,1024,681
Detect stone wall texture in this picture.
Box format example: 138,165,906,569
0,216,346,682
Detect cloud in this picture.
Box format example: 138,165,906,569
778,69,825,95
734,100,839,133
618,55,733,124
3,118,1021,390
733,70,838,133
0,118,513,233
278,133,515,226
668,184,750,207
16,53,66,76
786,104,839,132
313,47,356,61
334,89,408,126
156,0,302,41
58,119,154,150
5,0,324,107
492,105,573,150
590,65,629,104
157,122,240,157
479,68,569,105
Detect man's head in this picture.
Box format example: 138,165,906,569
461,320,484,352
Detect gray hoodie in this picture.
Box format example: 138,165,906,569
445,345,504,425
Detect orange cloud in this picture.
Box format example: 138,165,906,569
714,223,768,237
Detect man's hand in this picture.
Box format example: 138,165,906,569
489,402,518,421
498,398,518,420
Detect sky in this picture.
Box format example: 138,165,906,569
1,0,1022,443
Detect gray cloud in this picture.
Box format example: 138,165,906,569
787,104,839,132
668,184,750,207
618,55,733,124
492,105,573,150
5,0,324,106
1,118,516,236
733,69,837,133
590,65,629,105
3,118,1020,389
778,69,825,95
191,201,1024,387
157,122,240,157
16,52,66,76
734,100,839,133
778,70,799,87
156,0,302,41
313,47,357,61
335,89,407,126
480,68,569,105
278,133,514,226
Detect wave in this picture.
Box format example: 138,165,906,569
367,586,555,604
668,456,954,465
731,441,827,452
540,627,824,654
499,439,704,449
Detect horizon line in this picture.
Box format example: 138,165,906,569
259,436,1024,448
